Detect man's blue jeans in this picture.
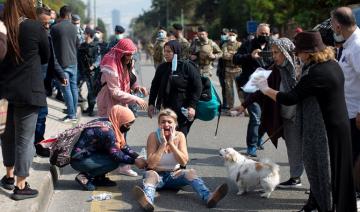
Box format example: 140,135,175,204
70,154,119,178
35,64,49,143
61,65,78,118
34,106,48,144
244,93,263,154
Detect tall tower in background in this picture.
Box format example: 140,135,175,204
111,9,121,31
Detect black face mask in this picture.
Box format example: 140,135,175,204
120,125,130,133
257,35,269,44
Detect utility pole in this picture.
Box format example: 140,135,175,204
166,0,169,28
93,0,97,27
181,8,184,28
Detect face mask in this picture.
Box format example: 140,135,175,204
49,19,55,25
120,125,130,133
157,31,166,40
333,32,345,43
228,35,237,42
257,35,269,44
95,32,100,39
220,34,228,42
116,34,124,40
75,24,80,29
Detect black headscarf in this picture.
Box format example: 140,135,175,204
164,40,181,55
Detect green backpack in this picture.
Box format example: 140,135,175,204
195,76,222,135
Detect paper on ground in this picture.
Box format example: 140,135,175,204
242,68,272,93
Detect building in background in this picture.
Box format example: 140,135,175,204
112,9,120,32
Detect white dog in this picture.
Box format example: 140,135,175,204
219,147,280,198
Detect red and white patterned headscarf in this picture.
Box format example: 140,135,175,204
100,38,137,93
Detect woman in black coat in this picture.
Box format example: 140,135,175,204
254,31,357,212
147,40,202,136
0,0,49,200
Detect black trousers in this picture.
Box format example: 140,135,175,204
350,118,360,163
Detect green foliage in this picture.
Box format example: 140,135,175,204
130,0,360,42
97,18,107,41
42,0,86,20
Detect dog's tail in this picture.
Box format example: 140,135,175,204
260,158,280,173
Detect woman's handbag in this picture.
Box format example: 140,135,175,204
0,99,8,134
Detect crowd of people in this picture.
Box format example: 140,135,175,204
0,0,359,211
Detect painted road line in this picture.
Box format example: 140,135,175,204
90,175,122,212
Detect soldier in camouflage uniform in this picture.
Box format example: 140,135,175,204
222,29,243,108
173,23,190,60
190,26,223,77
153,29,167,69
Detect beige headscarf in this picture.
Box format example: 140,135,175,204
108,105,135,149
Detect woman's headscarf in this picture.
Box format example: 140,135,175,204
270,38,297,91
108,105,135,149
100,38,137,93
165,40,181,55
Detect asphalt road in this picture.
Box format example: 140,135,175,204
47,59,310,212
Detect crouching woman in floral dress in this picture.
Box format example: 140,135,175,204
132,109,228,211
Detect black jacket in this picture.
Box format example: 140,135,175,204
233,37,273,87
0,19,50,106
0,32,6,62
78,41,100,75
149,60,202,122
44,32,66,96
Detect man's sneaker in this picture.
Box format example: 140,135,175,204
75,173,96,191
132,186,154,212
61,116,78,123
93,176,117,187
1,175,15,190
278,177,302,188
118,165,138,177
206,183,228,208
11,182,38,200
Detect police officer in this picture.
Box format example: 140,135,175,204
78,28,101,116
190,26,223,77
173,23,190,60
72,14,84,45
107,25,125,50
222,29,243,110
153,28,167,69
217,28,229,110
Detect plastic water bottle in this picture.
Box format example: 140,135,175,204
135,90,144,98
139,147,147,160
88,193,112,201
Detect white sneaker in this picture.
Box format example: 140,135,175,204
118,165,138,177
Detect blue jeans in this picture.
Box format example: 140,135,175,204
70,154,119,178
143,170,211,204
34,106,48,144
244,93,263,154
34,65,49,143
60,65,78,118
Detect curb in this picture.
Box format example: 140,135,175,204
0,156,55,212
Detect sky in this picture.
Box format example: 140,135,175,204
82,0,152,32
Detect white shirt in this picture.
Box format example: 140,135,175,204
339,27,360,119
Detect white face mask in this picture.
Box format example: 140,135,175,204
116,34,124,40
333,32,345,43
228,35,237,42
